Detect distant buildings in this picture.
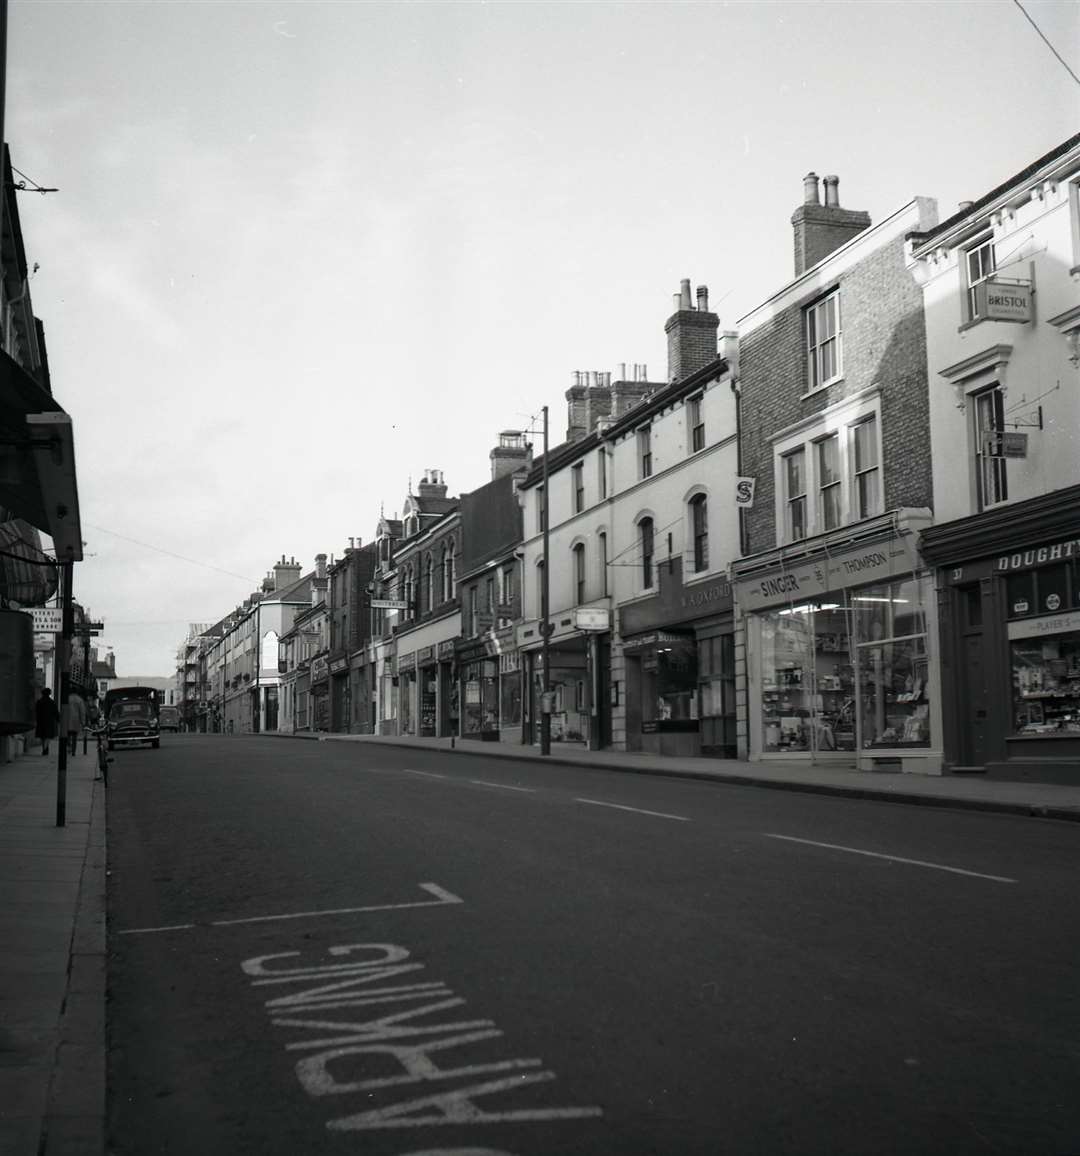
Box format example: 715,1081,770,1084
179,131,1080,784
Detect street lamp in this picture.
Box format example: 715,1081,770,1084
540,405,552,757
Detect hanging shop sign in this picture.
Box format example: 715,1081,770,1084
984,432,1028,459
22,607,63,632
736,538,913,613
371,598,409,610
735,477,756,508
976,279,1032,323
310,655,329,683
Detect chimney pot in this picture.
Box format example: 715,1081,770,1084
826,175,841,205
696,285,709,312
958,200,974,212
680,278,692,310
803,172,820,205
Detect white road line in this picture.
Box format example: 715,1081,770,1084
118,922,196,936
117,884,465,935
762,833,1017,883
470,779,536,793
401,768,449,780
575,798,690,822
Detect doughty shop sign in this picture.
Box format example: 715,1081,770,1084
736,539,912,613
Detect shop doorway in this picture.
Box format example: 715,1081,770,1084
957,584,990,767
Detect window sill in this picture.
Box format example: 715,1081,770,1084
799,379,841,402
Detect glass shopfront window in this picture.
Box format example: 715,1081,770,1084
1011,630,1080,736
853,579,930,749
462,659,498,734
501,671,522,728
698,633,735,756
419,667,438,736
758,577,931,755
400,671,415,734
642,638,698,730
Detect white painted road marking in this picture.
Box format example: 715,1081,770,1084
242,940,603,1133
575,798,690,822
469,780,535,793
402,769,450,780
118,883,464,935
762,833,1018,884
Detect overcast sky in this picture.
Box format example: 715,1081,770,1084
7,0,1079,677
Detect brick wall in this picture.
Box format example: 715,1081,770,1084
740,232,932,554
665,309,719,383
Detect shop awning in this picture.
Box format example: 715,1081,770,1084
0,349,82,562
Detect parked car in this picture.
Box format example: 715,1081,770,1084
103,686,160,750
158,705,181,732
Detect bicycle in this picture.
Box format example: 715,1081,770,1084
93,724,112,785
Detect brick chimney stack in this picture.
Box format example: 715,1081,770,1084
664,279,719,383
417,469,448,500
791,172,871,277
272,555,302,591
490,431,532,479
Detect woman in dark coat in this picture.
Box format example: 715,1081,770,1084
35,688,59,755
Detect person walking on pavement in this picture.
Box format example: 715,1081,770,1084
35,688,59,755
61,689,87,756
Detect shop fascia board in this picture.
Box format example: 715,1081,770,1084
918,484,1080,567
732,508,933,581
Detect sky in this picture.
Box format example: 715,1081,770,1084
6,0,1079,677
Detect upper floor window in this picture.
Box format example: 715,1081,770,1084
598,447,607,499
638,427,653,479
965,234,995,322
486,576,495,617
974,386,1008,509
425,555,434,612
440,544,451,602
537,487,546,533
536,559,546,615
688,395,705,453
690,494,709,572
573,463,585,513
500,564,514,612
784,449,808,541
806,291,842,391
573,543,586,604
469,586,478,636
639,518,655,589
598,532,608,596
852,418,880,519
816,434,841,531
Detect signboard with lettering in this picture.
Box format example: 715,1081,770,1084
310,655,330,683
996,538,1080,572
371,598,408,610
574,607,610,632
736,538,913,613
977,279,1032,323
1008,608,1080,641
735,477,756,508
438,639,456,658
417,646,435,664
984,432,1028,459
397,651,416,672
22,607,63,633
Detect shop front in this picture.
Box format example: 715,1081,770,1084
397,650,416,735
920,485,1080,782
458,638,500,740
329,656,349,732
417,646,438,737
310,654,331,732
734,511,942,772
519,605,610,748
499,648,522,742
438,638,458,737
618,560,735,758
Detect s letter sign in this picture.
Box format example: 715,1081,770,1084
735,477,756,508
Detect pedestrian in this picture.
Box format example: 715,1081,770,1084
61,689,87,756
34,688,59,755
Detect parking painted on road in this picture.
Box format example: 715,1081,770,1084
242,940,603,1134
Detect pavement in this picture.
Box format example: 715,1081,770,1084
2,728,1078,1155
0,742,105,1156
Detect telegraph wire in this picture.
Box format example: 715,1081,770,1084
1012,0,1080,88
84,524,261,584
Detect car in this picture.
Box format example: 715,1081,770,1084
158,706,181,733
103,686,160,750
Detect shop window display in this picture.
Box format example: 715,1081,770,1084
1012,632,1080,735
758,577,930,755
642,640,698,731
463,660,498,734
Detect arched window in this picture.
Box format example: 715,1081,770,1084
690,494,709,572
447,541,455,596
639,518,654,589
441,543,450,602
573,543,586,604
425,554,434,611
598,531,608,597
536,558,546,616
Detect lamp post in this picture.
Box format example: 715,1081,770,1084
540,405,552,756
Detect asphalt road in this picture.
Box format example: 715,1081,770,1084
106,735,1080,1156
